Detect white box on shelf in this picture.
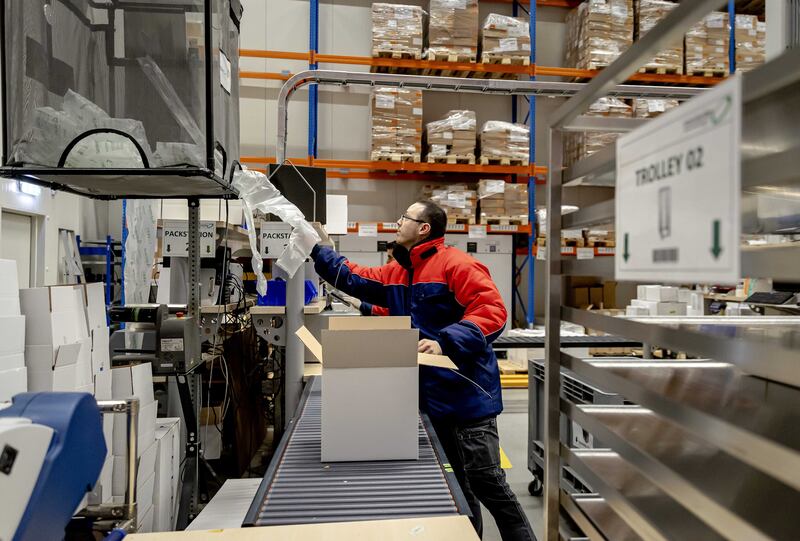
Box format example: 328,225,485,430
654,302,687,316
626,306,651,316
0,366,27,401
21,286,89,342
678,288,692,303
644,285,679,302
631,299,650,308
0,316,25,356
112,399,157,457
0,353,25,371
137,474,156,527
75,338,93,389
112,439,158,497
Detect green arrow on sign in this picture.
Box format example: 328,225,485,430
623,233,630,262
711,220,722,259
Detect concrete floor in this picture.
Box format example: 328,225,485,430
481,388,544,541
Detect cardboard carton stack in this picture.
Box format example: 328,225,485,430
685,12,729,75
111,362,159,532
564,98,632,166
478,179,528,225
632,98,679,118
423,183,478,224
427,0,479,61
625,285,704,316
635,0,682,73
565,0,633,70
735,15,765,72
0,260,26,402
480,14,531,62
479,121,529,165
371,87,423,162
371,3,425,59
426,110,477,161
154,418,181,532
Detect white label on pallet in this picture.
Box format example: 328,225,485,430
597,247,616,256
359,223,378,237
260,222,292,259
468,225,487,239
536,248,546,261
616,76,741,283
162,220,215,258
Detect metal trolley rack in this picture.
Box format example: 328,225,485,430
540,2,800,539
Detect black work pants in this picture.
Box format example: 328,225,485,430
432,416,537,541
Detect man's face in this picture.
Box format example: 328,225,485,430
395,203,430,248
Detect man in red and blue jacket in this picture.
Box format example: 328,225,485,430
311,200,535,541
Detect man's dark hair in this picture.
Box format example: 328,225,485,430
416,200,447,240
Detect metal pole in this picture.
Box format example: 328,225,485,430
309,0,319,159
284,266,305,427
543,127,563,541
527,0,536,328
121,200,127,305
187,199,201,321
728,0,736,74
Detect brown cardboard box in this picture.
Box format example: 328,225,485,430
589,286,604,309
635,0,682,73
566,0,633,70
603,281,617,309
685,11,729,74
428,0,479,59
372,3,424,57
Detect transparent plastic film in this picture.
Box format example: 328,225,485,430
685,11,730,73
564,98,631,167
233,166,320,295
371,3,425,56
427,0,479,58
479,121,529,161
636,0,682,71
124,199,158,305
422,183,478,221
565,0,633,70
371,88,423,157
426,110,476,158
481,14,531,56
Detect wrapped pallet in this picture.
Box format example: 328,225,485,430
685,11,729,75
477,179,528,225
370,88,423,162
480,14,531,63
735,15,765,72
371,3,425,58
565,0,633,70
479,121,529,165
426,110,476,162
635,0,682,74
427,0,479,61
564,98,631,166
422,183,477,224
632,98,679,118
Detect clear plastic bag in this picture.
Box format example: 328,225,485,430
233,166,321,296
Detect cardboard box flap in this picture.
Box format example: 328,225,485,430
322,329,418,369
296,326,458,370
327,316,411,331
54,342,83,368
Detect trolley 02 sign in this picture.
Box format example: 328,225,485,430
615,76,742,284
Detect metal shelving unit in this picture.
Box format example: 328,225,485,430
541,1,800,539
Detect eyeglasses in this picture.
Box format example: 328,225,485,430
399,214,428,225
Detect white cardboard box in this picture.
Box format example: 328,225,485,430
0,316,25,356
318,317,419,462
94,369,113,400
626,306,651,316
20,286,89,343
644,285,679,302
0,294,21,317
84,283,107,331
113,399,157,457
112,363,155,405
137,473,156,526
154,418,181,532
26,342,82,392
0,366,27,401
138,505,155,533
0,259,19,295
0,353,25,371
91,328,110,374
653,302,687,316
112,439,158,497
678,288,692,303
75,338,94,389
89,457,114,505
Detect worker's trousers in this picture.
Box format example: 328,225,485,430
432,416,536,541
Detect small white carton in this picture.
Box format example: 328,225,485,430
644,285,679,302
0,366,27,401
26,342,82,392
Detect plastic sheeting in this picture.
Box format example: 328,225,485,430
124,199,158,305
371,3,425,56
233,167,320,296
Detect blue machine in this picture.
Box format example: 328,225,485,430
0,393,106,541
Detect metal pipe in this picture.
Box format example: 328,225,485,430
284,265,305,427
527,0,537,328
275,70,704,162
549,0,724,129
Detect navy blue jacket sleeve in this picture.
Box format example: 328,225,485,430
311,245,389,307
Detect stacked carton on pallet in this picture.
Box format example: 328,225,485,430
635,0,683,74
478,180,528,225
423,183,477,224
480,14,531,64
371,3,425,59
685,11,729,76
371,87,423,162
564,98,632,166
479,121,529,165
565,0,633,70
735,14,765,72
632,98,679,118
426,110,477,163
427,0,479,61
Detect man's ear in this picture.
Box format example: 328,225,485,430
420,222,432,237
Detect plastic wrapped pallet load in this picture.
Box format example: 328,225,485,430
565,0,633,70
479,121,529,165
477,180,528,226
632,98,679,118
370,88,423,162
372,3,425,59
426,110,476,162
480,14,531,64
635,0,682,74
564,98,631,166
422,183,477,225
427,0,479,61
735,14,765,73
685,11,729,76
